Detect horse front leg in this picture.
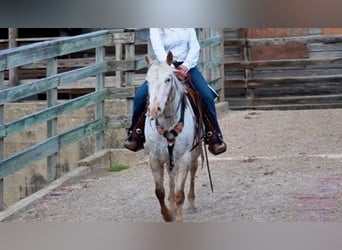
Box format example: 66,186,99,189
167,170,176,214
175,188,185,222
150,158,174,222
174,160,190,222
188,159,198,212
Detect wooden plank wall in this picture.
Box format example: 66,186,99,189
224,28,342,109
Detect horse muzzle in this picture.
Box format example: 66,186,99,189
148,106,162,119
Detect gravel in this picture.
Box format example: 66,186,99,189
5,109,342,222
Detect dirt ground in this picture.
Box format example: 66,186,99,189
4,108,342,222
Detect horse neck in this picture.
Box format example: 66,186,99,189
160,77,184,129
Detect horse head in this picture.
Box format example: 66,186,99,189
145,51,178,120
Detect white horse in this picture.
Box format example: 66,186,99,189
144,52,202,222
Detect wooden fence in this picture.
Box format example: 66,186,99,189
0,28,224,210
224,28,342,109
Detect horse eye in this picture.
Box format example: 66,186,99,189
165,77,171,84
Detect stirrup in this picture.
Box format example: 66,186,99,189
205,131,227,155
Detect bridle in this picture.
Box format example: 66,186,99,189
153,73,187,170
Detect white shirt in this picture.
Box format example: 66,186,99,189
149,28,200,70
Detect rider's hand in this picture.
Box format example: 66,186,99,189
173,65,188,81
173,69,188,81
177,64,188,73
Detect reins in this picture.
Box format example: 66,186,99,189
185,76,214,193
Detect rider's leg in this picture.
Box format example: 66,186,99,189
188,67,226,155
123,81,148,152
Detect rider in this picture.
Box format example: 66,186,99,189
124,28,227,155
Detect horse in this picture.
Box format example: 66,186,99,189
144,51,202,222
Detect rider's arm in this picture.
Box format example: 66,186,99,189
149,28,168,63
182,28,200,70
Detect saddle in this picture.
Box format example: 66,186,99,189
172,61,217,138
182,76,217,145
125,67,219,152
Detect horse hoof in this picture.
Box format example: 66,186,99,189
163,214,174,222
162,209,174,222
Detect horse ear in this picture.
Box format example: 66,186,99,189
166,51,173,66
145,55,152,67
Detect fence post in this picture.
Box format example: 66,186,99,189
115,44,123,87
124,30,136,117
8,28,19,87
200,28,211,81
242,28,254,100
0,70,4,210
218,28,226,101
46,58,58,182
95,46,105,151
196,28,211,79
124,33,135,86
214,28,225,101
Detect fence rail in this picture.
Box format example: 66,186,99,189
0,29,135,210
0,28,224,211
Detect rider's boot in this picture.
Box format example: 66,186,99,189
201,106,227,155
205,130,227,155
123,110,146,152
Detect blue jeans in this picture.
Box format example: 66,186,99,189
130,66,222,135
